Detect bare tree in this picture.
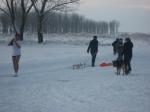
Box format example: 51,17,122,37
0,0,17,33
31,0,79,43
0,10,119,37
0,0,34,40
19,0,34,40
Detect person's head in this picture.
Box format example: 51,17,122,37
125,37,131,42
15,33,20,40
116,38,119,41
119,38,123,43
117,38,123,45
93,35,97,40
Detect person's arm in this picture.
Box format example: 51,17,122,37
112,41,115,46
8,39,14,46
14,40,21,48
87,41,91,53
131,42,133,48
96,41,98,53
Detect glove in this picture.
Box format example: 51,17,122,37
87,50,89,53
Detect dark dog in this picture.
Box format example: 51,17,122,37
112,60,125,75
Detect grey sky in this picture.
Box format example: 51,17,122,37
76,0,150,33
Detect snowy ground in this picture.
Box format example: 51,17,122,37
0,37,150,112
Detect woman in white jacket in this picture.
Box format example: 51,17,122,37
8,33,21,77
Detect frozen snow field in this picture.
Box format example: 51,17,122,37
0,37,150,112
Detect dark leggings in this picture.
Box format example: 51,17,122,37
124,59,132,74
91,54,97,67
12,55,21,74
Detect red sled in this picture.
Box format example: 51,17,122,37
100,62,112,67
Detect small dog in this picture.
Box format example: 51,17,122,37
73,63,86,70
112,60,125,75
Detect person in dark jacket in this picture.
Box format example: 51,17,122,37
123,37,133,74
87,35,98,67
117,38,124,61
112,38,119,55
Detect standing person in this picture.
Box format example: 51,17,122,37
115,38,124,75
87,35,99,67
112,38,119,55
123,37,133,75
117,38,124,61
8,33,21,77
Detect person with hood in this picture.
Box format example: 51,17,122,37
123,37,133,74
87,35,99,67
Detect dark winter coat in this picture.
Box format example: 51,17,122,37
123,41,133,61
112,40,118,47
117,44,124,60
87,39,98,55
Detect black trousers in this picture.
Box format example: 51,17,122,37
91,53,97,67
124,58,132,74
113,47,117,55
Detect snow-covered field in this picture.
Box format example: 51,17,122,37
0,36,150,112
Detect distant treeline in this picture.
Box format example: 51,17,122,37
0,12,119,35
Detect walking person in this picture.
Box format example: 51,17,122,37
87,35,99,67
123,37,133,75
8,33,21,77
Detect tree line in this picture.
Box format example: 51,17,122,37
26,12,120,34
0,0,119,43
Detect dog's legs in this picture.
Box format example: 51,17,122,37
123,66,125,75
117,67,119,75
119,68,121,75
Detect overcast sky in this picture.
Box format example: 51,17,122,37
76,0,150,33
